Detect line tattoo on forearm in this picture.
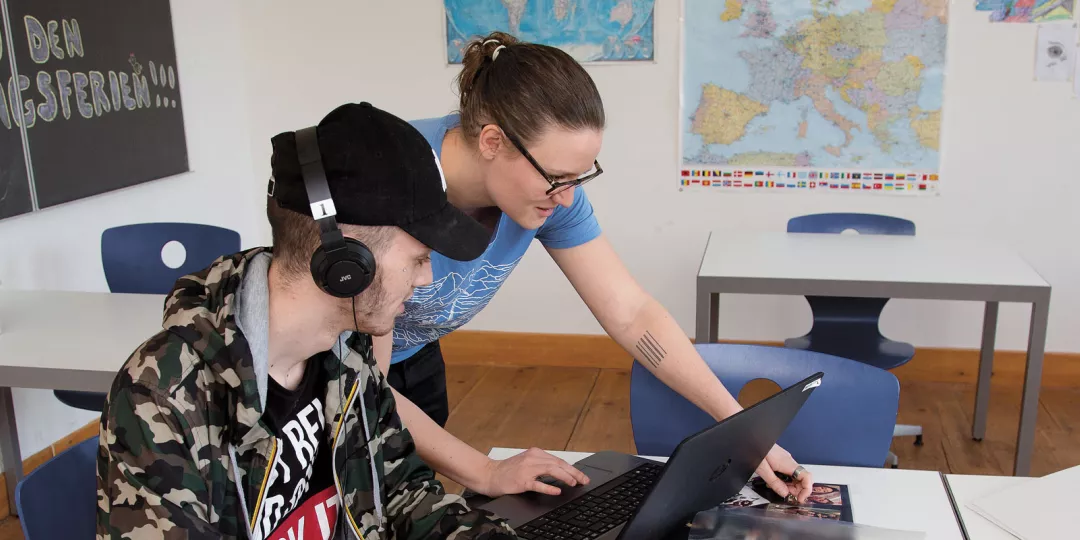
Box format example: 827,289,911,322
635,331,667,369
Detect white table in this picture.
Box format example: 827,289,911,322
0,290,166,515
695,232,1052,477
489,448,964,539
943,474,1029,539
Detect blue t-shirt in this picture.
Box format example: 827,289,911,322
390,114,602,363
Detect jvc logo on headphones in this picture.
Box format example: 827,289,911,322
339,274,352,283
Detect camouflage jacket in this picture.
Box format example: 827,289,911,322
97,248,517,539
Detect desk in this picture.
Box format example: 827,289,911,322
943,474,1028,540
695,232,1051,477
0,290,166,515
489,448,965,539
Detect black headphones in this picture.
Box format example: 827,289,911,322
294,126,377,298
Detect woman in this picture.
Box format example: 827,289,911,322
373,31,814,503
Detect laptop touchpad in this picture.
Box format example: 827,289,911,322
539,464,614,489
479,466,618,526
579,464,615,476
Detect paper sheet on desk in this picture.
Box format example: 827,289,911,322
968,464,1080,539
688,506,926,539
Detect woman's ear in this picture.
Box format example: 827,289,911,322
477,124,505,161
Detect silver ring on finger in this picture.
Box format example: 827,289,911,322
791,465,806,481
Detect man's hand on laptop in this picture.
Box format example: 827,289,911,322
757,444,813,503
482,447,592,497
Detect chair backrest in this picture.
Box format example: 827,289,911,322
101,222,241,294
786,213,915,236
16,437,98,539
630,344,899,468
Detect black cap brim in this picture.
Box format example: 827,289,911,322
401,202,490,261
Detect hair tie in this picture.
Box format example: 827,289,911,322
482,39,507,61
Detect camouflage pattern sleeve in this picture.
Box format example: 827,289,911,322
97,381,223,540
373,376,518,539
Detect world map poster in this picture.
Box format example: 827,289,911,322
445,0,655,63
680,0,948,195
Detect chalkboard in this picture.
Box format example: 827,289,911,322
0,0,187,220
1,16,32,221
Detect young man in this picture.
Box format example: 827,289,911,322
96,102,517,539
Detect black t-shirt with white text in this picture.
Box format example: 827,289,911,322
251,356,339,540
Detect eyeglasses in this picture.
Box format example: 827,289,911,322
500,127,603,195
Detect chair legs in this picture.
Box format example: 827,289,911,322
894,424,923,443
888,424,924,468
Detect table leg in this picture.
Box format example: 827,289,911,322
709,293,719,343
696,286,720,344
0,387,22,516
972,302,998,441
1014,298,1049,477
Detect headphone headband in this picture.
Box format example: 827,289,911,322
292,125,376,298
295,126,346,253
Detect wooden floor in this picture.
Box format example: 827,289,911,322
2,363,1077,538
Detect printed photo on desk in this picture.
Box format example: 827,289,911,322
719,476,854,522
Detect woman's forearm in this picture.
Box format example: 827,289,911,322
611,297,743,421
392,386,496,493
374,334,498,494
547,237,742,422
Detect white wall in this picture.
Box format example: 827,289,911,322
238,0,1080,356
0,1,262,459
3,0,1079,462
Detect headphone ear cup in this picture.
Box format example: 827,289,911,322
309,246,332,295
310,238,376,298
341,237,376,294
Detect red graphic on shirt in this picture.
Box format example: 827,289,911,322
266,486,339,540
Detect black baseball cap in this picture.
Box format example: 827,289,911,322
269,102,489,261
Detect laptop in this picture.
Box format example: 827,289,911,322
478,372,825,540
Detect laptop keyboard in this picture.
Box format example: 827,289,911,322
513,462,663,540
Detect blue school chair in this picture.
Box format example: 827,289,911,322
15,437,97,539
784,212,916,370
54,223,240,413
631,344,900,468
